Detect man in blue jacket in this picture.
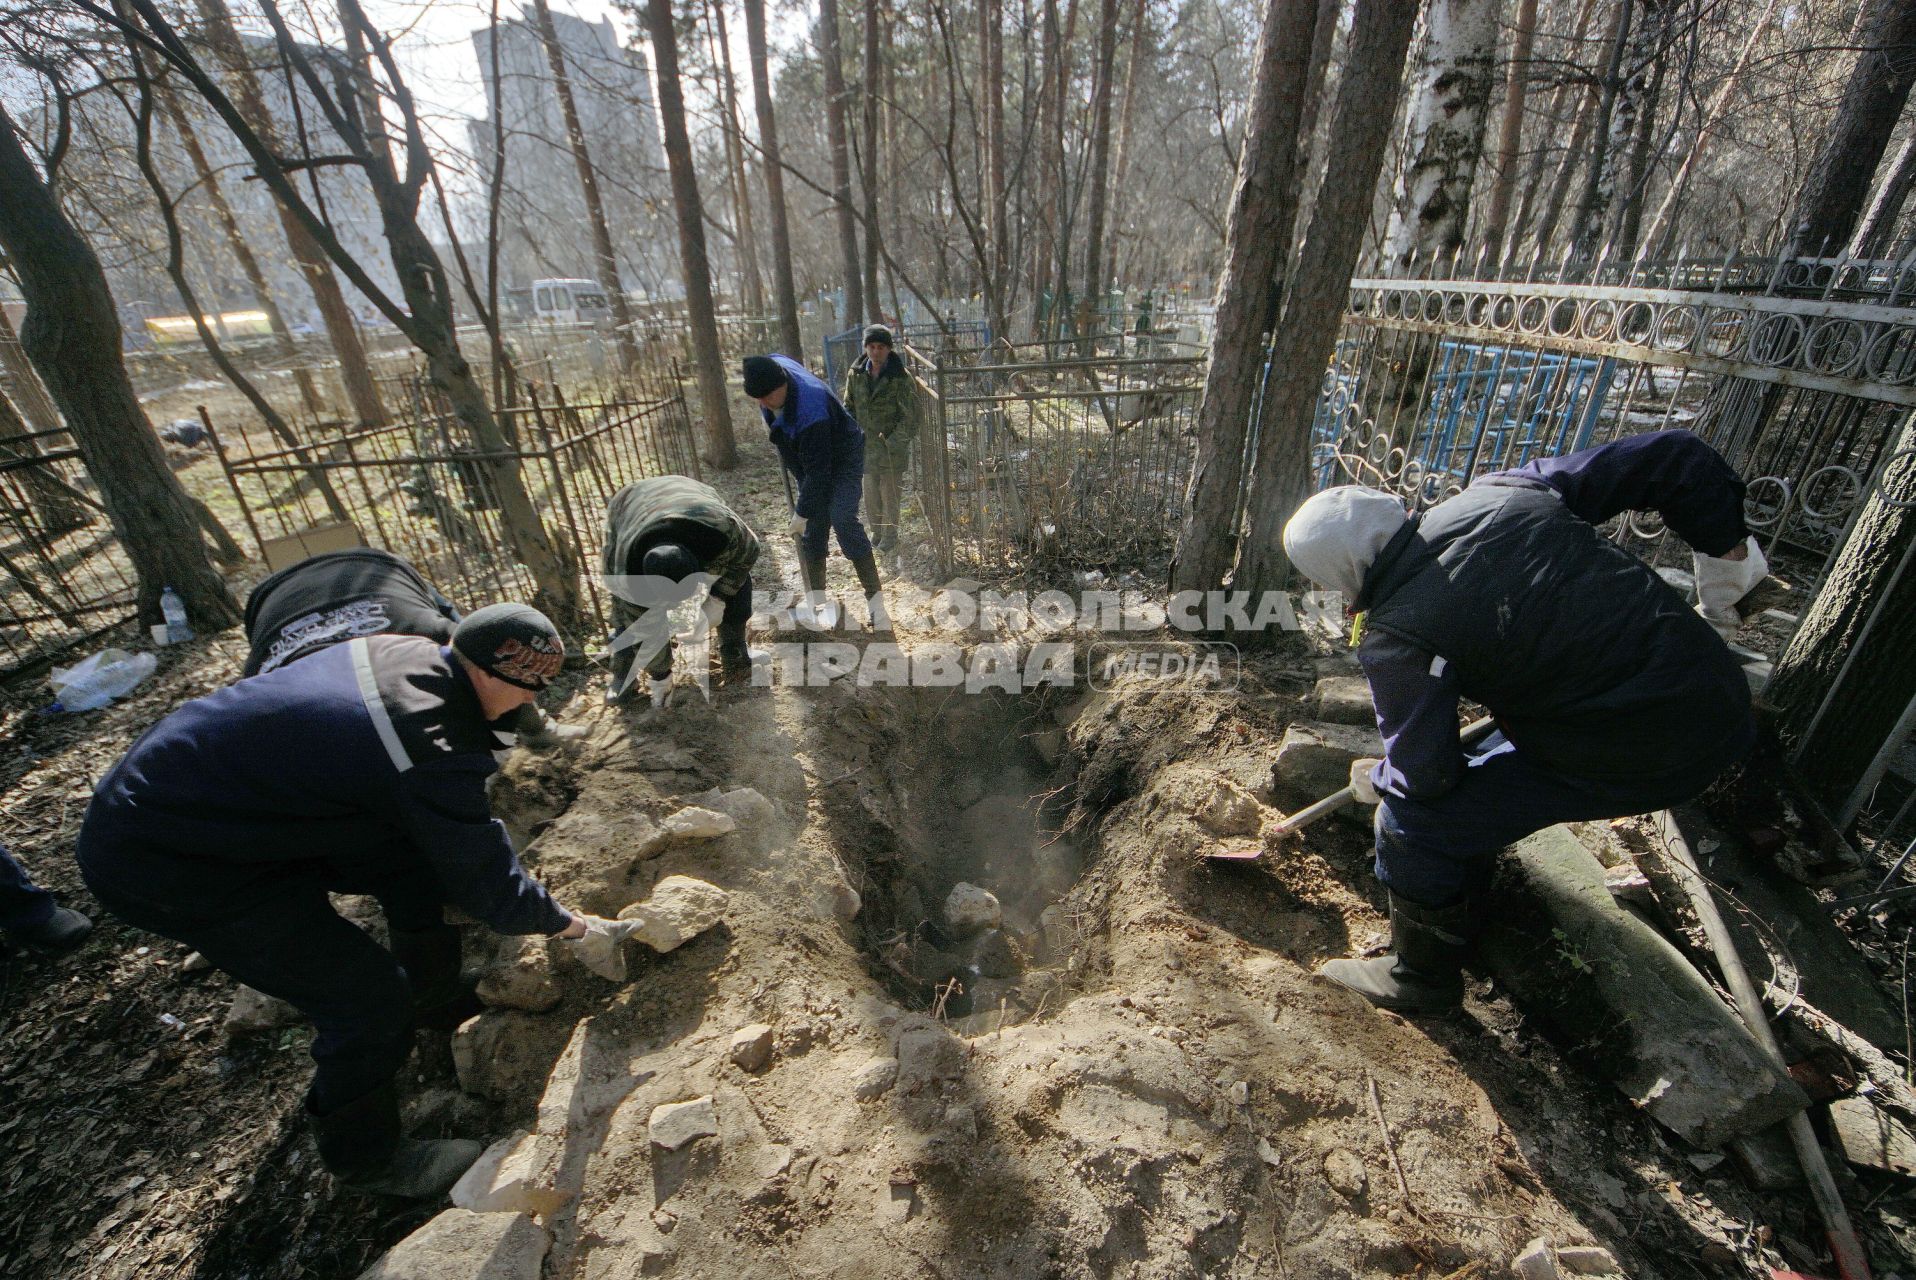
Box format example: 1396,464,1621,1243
1281,431,1761,1013
77,605,637,1198
742,354,890,630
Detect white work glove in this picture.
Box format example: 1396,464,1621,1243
1348,757,1384,806
562,914,643,981
648,676,671,710
790,513,809,539
1693,536,1769,639
700,594,727,630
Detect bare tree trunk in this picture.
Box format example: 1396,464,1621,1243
744,0,804,358
0,104,239,630
1384,0,1500,267
1233,0,1420,598
1080,0,1121,327
1566,0,1639,263
859,0,883,318
819,0,865,326
645,0,740,469
1104,0,1149,287
1606,30,1668,261
1480,0,1541,265
484,0,512,407
709,0,766,315
1792,0,1916,255
1169,0,1324,592
530,0,642,369
984,0,1008,334
192,0,387,429
1515,0,1604,260
157,83,325,419
1854,128,1916,258
1031,0,1063,338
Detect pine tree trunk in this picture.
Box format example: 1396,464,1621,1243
819,0,865,326
645,0,741,468
1169,0,1325,592
859,0,883,319
1794,0,1916,255
1480,0,1541,264
1383,0,1501,267
983,0,1009,335
744,0,805,358
530,0,642,370
0,106,239,630
1081,0,1121,318
1853,129,1916,258
710,0,766,315
1231,0,1421,598
193,0,387,429
1104,0,1150,287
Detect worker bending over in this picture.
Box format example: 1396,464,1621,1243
77,606,636,1197
742,353,891,631
603,475,763,700
1282,430,1764,1013
842,325,922,554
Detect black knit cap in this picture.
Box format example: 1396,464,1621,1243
453,602,564,690
862,324,894,348
741,355,787,398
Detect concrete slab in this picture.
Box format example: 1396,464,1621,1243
1480,826,1808,1149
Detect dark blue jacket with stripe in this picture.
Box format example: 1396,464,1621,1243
759,354,865,520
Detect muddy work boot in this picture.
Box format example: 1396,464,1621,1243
311,1082,481,1199
851,553,892,632
1318,892,1470,1014
10,905,93,952
389,925,483,1031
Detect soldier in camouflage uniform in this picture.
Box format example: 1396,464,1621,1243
843,325,922,553
602,476,762,698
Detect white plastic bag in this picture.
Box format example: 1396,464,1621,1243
50,648,158,712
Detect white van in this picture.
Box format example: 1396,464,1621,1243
531,278,613,325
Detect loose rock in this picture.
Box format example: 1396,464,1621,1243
453,1013,572,1102
477,938,562,1013
1270,721,1385,801
1322,1149,1367,1200
1313,676,1375,726
965,929,1025,979
450,1130,570,1219
729,1024,775,1073
649,1096,719,1151
1555,1245,1621,1276
1830,1095,1916,1176
1192,777,1264,838
657,806,738,842
943,883,1002,937
851,1057,899,1101
893,1016,965,1094
225,985,301,1035
354,1208,548,1280
1512,1237,1562,1280
181,951,211,974
618,875,730,953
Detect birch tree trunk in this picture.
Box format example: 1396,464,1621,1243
645,0,741,468
744,0,805,358
1382,0,1501,268
819,0,866,325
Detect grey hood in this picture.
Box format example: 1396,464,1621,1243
1281,486,1409,603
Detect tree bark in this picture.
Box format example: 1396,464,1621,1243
983,0,1008,334
1853,127,1916,258
1792,0,1916,256
1104,0,1150,287
743,0,804,358
1081,0,1122,315
1509,0,1602,263
859,0,883,319
1566,0,1640,262
1767,419,1916,810
530,0,642,369
645,0,740,468
1231,0,1420,598
1480,0,1541,265
0,105,239,630
818,0,865,326
193,0,387,428
1169,0,1324,592
1383,0,1501,268
709,0,766,314
0,307,62,435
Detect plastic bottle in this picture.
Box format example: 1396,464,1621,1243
161,586,193,644
50,649,158,712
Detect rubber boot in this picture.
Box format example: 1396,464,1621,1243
310,1081,481,1199
1317,891,1470,1013
389,925,483,1031
851,553,891,632
11,906,93,952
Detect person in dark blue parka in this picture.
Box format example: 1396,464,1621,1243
1282,430,1761,1013
742,354,891,630
76,605,636,1198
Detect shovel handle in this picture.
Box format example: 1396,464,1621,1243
1273,786,1357,835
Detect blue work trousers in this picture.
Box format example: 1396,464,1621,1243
796,437,873,561
0,845,57,934
1375,738,1734,908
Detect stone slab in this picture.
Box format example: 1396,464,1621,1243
354,1208,547,1280
1270,721,1384,802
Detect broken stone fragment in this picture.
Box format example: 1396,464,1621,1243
1829,1095,1916,1176
353,1207,547,1280
943,1102,978,1140
1554,1244,1622,1276
181,951,211,974
892,1015,965,1093
965,928,1025,979
657,805,738,842
477,938,562,1013
1322,1149,1367,1200
225,985,301,1035
617,875,730,952
453,1012,573,1102
943,882,1003,937
1192,776,1265,838
450,1130,570,1219
1511,1237,1560,1280
1270,721,1385,802
648,1096,719,1151
1312,676,1375,726
729,1023,775,1073
851,1057,899,1101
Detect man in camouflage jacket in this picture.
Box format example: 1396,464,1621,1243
843,325,922,552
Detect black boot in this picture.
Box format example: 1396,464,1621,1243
389,925,483,1030
309,1082,481,1198
1318,891,1470,1013
850,554,891,632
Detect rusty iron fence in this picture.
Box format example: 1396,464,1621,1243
209,388,701,640
917,345,1204,575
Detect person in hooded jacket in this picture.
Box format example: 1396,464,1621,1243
842,325,921,553
742,353,891,630
1280,430,1765,1013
